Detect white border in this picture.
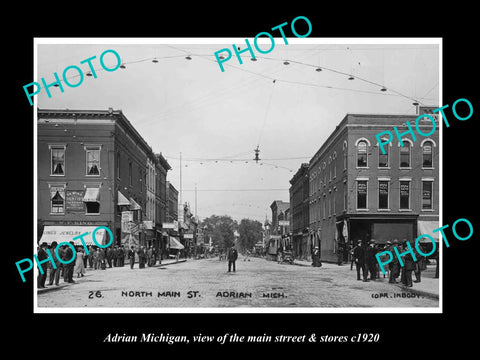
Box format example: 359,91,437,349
33,37,442,314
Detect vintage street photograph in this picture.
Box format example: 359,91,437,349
33,38,441,312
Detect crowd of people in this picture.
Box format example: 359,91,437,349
36,242,166,288
350,239,438,287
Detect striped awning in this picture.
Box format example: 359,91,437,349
117,191,130,206
83,187,100,202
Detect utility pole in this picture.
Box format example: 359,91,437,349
195,183,197,217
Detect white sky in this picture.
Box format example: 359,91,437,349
35,38,440,223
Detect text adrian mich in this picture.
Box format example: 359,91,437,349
121,290,286,299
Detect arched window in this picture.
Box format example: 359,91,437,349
378,139,389,168
400,141,412,168
422,140,434,168
357,140,368,167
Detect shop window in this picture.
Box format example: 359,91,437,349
50,146,65,175
85,202,100,214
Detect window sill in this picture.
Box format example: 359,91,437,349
422,167,435,170
49,213,65,216
85,213,101,216
377,208,391,212
356,166,369,169
400,167,412,170
50,174,65,177
421,209,434,212
85,174,101,177
399,208,412,212
378,167,391,170
356,208,369,212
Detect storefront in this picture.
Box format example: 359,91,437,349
39,225,110,247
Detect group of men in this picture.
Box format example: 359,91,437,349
126,245,163,269
37,241,78,288
351,239,426,287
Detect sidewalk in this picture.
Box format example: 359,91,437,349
37,258,187,294
292,258,439,300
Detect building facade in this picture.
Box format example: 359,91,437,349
308,113,439,263
289,163,310,261
37,108,170,250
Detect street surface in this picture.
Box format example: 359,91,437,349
37,256,439,309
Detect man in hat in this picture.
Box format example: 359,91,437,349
37,242,49,288
353,240,366,281
48,241,61,286
388,239,401,283
227,245,238,272
365,240,377,281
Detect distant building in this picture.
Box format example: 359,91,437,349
289,163,310,261
308,113,439,263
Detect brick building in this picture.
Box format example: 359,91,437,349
37,108,170,249
308,112,439,263
289,163,310,261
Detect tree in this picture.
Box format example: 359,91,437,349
201,215,238,251
238,219,263,253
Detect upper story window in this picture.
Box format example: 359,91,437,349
378,139,389,168
422,140,434,168
85,145,101,176
399,141,412,168
50,145,66,176
342,141,348,170
357,140,368,167
49,184,65,214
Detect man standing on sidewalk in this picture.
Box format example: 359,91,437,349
227,246,238,273
48,241,61,286
128,246,136,269
353,240,366,281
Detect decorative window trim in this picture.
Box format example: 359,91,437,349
84,144,102,177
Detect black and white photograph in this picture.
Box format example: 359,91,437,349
32,38,442,312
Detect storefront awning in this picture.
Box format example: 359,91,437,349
418,220,440,242
39,226,106,246
83,188,100,202
129,197,141,211
169,236,184,250
117,191,131,206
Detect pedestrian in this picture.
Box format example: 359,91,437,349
128,246,136,269
83,248,88,268
146,246,153,267
62,242,75,283
336,239,344,266
37,242,49,288
434,248,439,279
227,245,238,272
350,243,357,271
99,248,107,270
152,247,157,266
92,247,99,270
365,240,377,281
74,248,86,278
118,246,125,267
88,246,94,268
353,240,366,281
106,246,113,268
413,244,426,283
400,242,415,287
244,249,251,262
312,246,322,267
112,246,118,267
138,246,146,268
48,241,61,286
